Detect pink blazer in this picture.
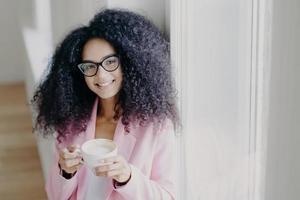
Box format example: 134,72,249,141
45,97,177,200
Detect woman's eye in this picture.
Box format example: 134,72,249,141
84,64,95,70
106,60,116,64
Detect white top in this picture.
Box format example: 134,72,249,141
84,168,109,200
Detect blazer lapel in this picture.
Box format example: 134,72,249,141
113,119,137,162
86,97,99,140
106,115,137,200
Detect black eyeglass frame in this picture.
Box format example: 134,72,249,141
77,54,120,77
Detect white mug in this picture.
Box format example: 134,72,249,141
80,139,118,171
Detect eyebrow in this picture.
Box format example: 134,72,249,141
81,53,117,63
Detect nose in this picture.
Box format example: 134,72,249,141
95,64,110,79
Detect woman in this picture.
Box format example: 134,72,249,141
32,9,179,200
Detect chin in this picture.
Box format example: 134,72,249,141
96,90,119,99
98,94,115,99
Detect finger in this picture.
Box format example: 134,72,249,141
59,148,80,159
67,144,80,153
64,158,82,168
95,170,106,177
106,169,124,177
112,174,128,182
61,156,82,162
59,157,81,169
62,163,82,174
71,162,83,171
94,168,123,177
99,155,122,164
95,162,122,173
60,158,82,169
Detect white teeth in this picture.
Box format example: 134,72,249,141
98,80,113,87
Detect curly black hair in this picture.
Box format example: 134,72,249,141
31,8,179,142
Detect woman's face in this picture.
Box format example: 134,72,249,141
81,38,123,99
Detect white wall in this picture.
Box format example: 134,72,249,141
107,0,166,33
51,0,107,46
265,0,300,199
0,0,27,83
171,0,255,199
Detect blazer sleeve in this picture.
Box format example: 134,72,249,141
45,139,79,200
113,118,177,200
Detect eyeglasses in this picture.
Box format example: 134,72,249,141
77,54,120,77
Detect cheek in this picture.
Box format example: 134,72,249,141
84,77,94,90
117,73,123,83
116,68,123,82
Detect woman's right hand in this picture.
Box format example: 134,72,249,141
58,144,83,174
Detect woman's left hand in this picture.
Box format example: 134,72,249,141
94,155,131,183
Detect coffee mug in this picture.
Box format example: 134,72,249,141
80,139,118,171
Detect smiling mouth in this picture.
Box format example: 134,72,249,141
95,80,115,88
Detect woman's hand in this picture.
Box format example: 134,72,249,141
94,155,131,184
58,144,83,174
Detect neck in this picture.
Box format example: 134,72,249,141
97,96,119,121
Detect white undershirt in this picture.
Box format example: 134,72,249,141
84,168,109,200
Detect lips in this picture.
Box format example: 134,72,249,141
95,80,115,87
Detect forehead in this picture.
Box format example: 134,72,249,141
82,38,116,61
